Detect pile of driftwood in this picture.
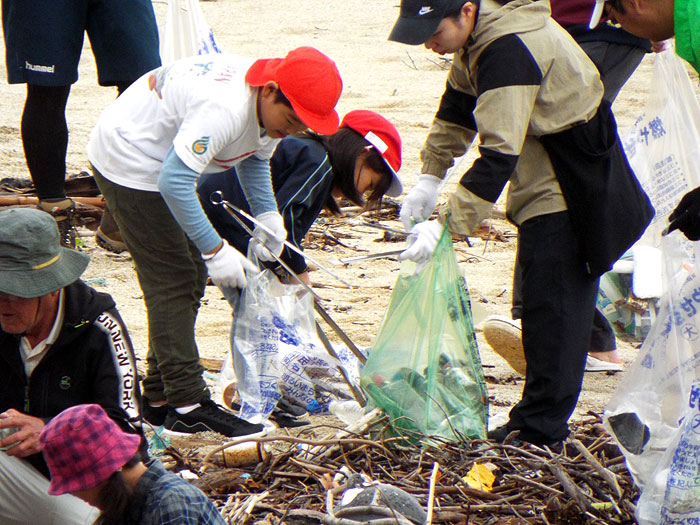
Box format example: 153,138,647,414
161,411,638,525
0,173,105,227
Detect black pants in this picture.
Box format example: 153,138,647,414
512,246,616,352
22,83,134,200
507,211,599,444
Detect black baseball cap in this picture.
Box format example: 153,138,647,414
388,0,467,45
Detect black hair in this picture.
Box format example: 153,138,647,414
605,0,625,15
95,454,142,525
445,3,467,19
274,87,293,108
302,128,394,214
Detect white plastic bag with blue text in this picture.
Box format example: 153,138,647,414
160,0,222,64
603,51,700,524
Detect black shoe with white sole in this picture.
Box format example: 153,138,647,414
163,399,264,438
142,403,169,427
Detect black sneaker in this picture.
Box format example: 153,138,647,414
163,399,265,438
269,409,310,428
142,403,169,427
487,424,563,450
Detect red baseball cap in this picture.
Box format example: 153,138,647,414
39,404,141,495
341,110,403,197
246,47,343,135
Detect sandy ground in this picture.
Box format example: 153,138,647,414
0,0,693,427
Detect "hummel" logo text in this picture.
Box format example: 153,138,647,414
418,6,434,15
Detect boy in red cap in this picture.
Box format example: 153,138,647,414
198,109,402,287
87,47,343,438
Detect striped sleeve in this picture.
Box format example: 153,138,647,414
459,34,542,204
273,144,334,274
420,61,479,177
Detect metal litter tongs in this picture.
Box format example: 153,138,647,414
210,191,353,289
209,191,367,405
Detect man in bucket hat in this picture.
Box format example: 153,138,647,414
87,46,343,437
40,404,225,524
0,207,144,524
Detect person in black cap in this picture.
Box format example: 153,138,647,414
389,0,653,446
481,0,654,376
0,207,144,524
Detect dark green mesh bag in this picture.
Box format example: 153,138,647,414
360,224,488,441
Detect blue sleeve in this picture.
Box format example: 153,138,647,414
158,147,222,254
235,155,278,216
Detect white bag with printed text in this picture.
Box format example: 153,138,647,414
160,0,222,64
603,51,700,524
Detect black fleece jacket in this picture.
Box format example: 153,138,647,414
0,280,143,477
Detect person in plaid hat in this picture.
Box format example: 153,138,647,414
0,207,144,524
40,404,225,524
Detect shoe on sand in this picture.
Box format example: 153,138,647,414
95,207,128,253
38,198,78,249
482,315,526,376
585,355,623,372
162,399,265,438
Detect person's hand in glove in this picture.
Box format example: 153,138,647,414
203,240,259,289
249,211,287,262
667,186,700,240
399,174,442,231
399,220,443,265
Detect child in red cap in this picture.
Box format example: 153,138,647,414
195,110,403,426
87,47,343,439
198,108,402,287
40,404,226,524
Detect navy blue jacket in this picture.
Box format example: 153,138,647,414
198,136,334,275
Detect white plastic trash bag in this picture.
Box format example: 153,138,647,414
228,270,362,424
160,0,222,64
603,51,700,525
623,51,700,245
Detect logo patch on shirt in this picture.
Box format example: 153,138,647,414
192,137,210,155
59,376,72,390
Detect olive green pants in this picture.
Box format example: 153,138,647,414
94,170,210,406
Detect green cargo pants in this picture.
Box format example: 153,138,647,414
94,170,210,406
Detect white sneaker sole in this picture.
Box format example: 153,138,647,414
585,355,623,372
161,424,268,439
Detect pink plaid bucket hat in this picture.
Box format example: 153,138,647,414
39,404,141,495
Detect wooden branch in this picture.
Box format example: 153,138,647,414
0,195,105,207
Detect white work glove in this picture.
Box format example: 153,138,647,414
203,240,259,289
399,220,443,265
249,211,287,262
399,174,442,231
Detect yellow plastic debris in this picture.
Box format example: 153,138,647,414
463,463,495,492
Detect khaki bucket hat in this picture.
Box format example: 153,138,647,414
0,208,89,298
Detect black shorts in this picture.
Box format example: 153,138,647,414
2,0,161,86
